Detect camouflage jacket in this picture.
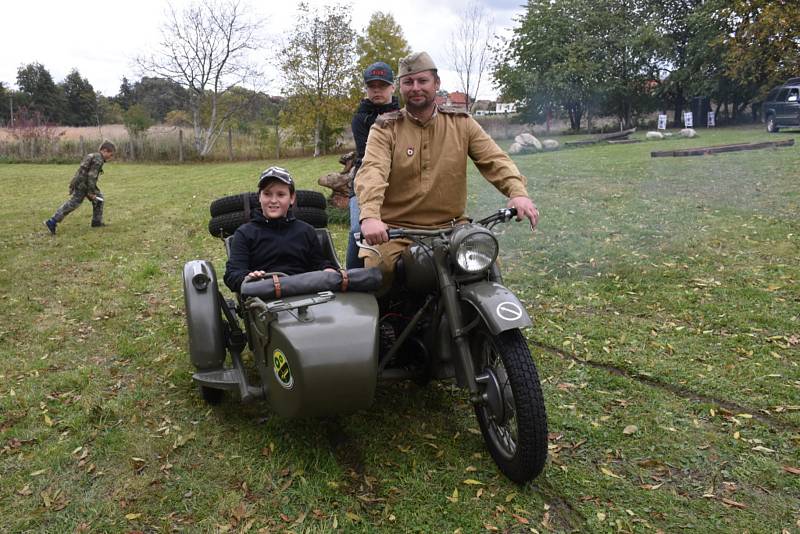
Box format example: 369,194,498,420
68,153,105,195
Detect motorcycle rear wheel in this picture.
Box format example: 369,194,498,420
472,328,547,483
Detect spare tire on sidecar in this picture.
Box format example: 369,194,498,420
184,197,382,418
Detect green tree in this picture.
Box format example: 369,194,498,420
132,77,189,122
354,12,410,96
495,0,660,130
0,83,10,126
721,0,800,109
279,2,357,156
123,104,154,159
116,77,135,111
61,69,97,126
97,95,124,124
595,0,661,128
16,62,63,123
493,0,605,130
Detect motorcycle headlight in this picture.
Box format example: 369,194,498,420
451,226,498,274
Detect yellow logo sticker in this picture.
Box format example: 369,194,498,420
272,349,294,389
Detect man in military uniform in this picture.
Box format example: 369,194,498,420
356,51,539,284
44,141,115,235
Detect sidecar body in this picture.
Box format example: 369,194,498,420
182,228,380,418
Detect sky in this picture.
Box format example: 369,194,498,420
0,0,526,101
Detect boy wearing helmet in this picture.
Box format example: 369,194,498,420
223,166,337,292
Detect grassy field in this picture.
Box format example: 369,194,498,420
1,126,798,532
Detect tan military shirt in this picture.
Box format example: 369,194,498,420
356,106,529,228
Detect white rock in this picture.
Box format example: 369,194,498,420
542,139,560,150
508,142,524,155
515,133,543,150
680,128,697,138
646,131,664,139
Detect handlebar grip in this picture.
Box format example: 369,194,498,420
354,229,407,242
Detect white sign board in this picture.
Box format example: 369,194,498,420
683,111,693,128
707,111,715,127
657,114,667,130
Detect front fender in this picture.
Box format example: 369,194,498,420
183,260,227,370
460,281,532,336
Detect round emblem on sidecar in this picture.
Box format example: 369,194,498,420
496,301,523,321
273,349,294,389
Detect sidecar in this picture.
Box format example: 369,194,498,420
183,221,381,418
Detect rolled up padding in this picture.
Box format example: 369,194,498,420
240,268,382,299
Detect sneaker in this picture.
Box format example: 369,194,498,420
91,221,106,228
44,219,57,235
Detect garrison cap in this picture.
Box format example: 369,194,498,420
364,61,394,84
258,166,294,192
398,51,437,79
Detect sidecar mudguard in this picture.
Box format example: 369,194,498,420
182,260,227,370
250,292,379,418
460,281,532,335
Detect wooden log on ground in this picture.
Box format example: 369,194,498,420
565,127,637,146
651,139,794,158
606,139,642,144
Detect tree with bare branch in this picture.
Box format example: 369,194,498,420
447,2,495,112
136,0,262,157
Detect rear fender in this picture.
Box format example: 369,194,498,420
460,281,532,336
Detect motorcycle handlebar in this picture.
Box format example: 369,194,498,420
354,207,519,243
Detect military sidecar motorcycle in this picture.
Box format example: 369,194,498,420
183,201,547,482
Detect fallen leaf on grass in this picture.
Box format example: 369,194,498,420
17,485,33,496
600,467,623,479
721,498,747,510
345,511,362,522
447,488,459,503
622,425,638,435
125,513,142,520
463,479,484,485
512,513,529,524
751,446,775,454
783,466,800,475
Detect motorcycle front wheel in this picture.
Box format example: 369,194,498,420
472,327,547,483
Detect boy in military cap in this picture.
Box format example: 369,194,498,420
223,166,337,293
44,141,116,235
345,61,400,269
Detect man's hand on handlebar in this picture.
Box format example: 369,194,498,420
507,196,539,230
360,217,389,245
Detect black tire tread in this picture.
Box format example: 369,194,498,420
474,328,547,483
199,385,225,405
208,206,328,238
210,190,326,216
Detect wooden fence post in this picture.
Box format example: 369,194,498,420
227,127,233,161
79,136,85,156
178,129,184,163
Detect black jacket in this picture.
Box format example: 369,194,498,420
350,96,400,195
223,210,335,292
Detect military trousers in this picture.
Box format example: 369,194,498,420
359,237,413,293
53,189,103,224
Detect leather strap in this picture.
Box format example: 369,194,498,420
339,269,349,292
272,274,282,299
